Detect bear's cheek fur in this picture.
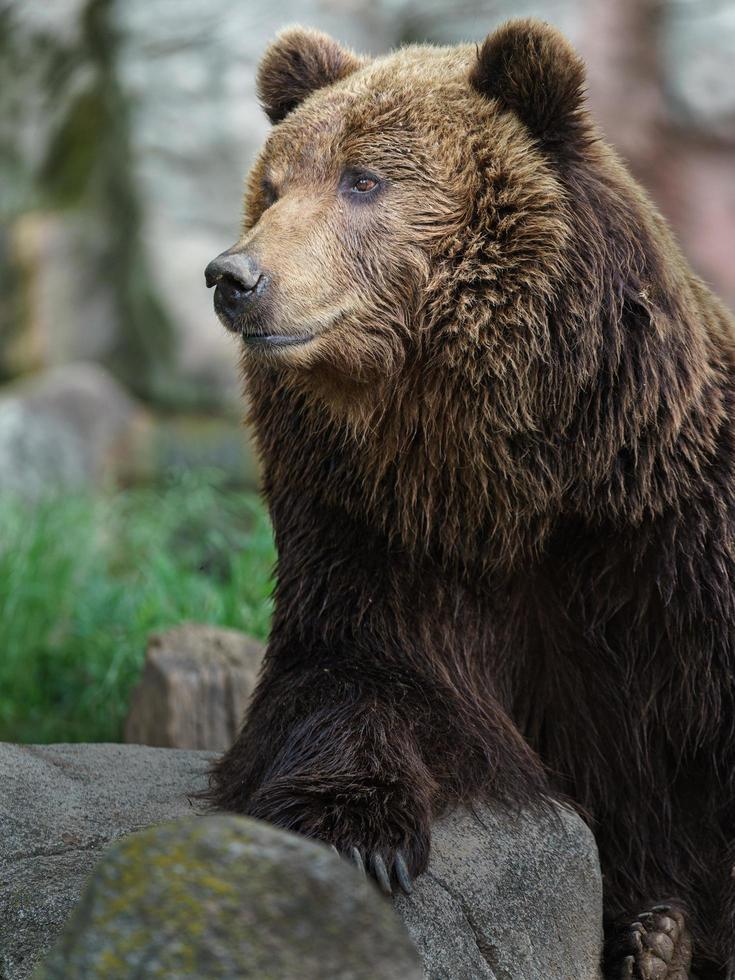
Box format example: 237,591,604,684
239,182,433,383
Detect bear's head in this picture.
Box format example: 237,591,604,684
205,20,597,404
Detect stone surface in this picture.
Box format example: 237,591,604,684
35,815,422,980
0,742,604,980
397,804,603,979
124,625,265,750
0,744,211,980
0,363,149,497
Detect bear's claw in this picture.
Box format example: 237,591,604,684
371,852,392,894
342,846,413,896
394,852,414,894
350,845,366,875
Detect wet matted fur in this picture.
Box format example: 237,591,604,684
203,20,735,979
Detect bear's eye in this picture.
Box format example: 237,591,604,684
340,169,383,200
353,176,378,193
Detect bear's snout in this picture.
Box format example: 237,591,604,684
205,251,266,332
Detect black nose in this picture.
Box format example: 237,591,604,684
205,251,265,326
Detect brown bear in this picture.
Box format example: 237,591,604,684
204,20,735,980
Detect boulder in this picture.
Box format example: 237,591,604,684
124,625,265,750
35,815,422,980
0,363,149,498
0,365,261,495
0,744,210,980
0,742,604,979
396,804,603,979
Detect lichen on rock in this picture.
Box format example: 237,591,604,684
34,815,422,980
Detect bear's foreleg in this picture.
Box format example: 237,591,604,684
203,630,550,894
202,503,550,893
201,652,437,893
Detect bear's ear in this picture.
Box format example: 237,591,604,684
470,19,590,153
257,27,365,124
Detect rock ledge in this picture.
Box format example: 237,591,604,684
0,743,603,979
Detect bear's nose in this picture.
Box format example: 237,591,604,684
205,251,265,327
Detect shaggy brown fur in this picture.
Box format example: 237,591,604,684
204,20,735,979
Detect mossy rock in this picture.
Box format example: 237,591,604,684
34,815,421,980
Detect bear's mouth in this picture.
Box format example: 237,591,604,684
241,332,314,349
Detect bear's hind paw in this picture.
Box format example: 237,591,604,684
609,904,692,980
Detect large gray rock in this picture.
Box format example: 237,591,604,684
35,816,421,980
124,625,265,750
0,743,603,979
397,804,603,979
0,744,210,980
0,363,149,497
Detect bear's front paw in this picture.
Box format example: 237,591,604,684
244,776,431,896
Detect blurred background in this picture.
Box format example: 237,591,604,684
1,0,734,744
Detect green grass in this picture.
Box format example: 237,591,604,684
0,472,275,744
